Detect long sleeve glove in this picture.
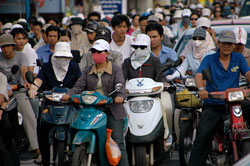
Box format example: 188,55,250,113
166,67,186,81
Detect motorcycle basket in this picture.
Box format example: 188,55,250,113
175,89,202,108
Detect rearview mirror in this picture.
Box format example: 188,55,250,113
25,71,35,84
115,83,123,91
36,59,43,67
202,69,212,82
173,58,183,67
11,65,19,75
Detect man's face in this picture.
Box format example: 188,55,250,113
139,20,147,33
219,42,235,56
14,33,27,50
33,25,42,38
89,16,100,22
48,20,57,26
1,45,14,59
87,31,96,43
147,30,163,49
47,31,58,46
112,21,128,38
234,43,245,54
59,35,70,42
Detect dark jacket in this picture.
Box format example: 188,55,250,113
122,55,167,82
68,61,126,120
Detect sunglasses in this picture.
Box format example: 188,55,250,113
192,37,205,40
132,45,147,50
201,26,210,30
190,18,198,21
91,49,107,53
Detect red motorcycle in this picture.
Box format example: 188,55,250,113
202,69,250,165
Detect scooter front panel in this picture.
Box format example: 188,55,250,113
124,96,163,136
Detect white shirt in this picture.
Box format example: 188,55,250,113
23,43,39,74
110,34,134,61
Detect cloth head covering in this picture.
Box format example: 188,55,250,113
192,30,215,59
130,34,151,70
233,27,247,45
51,42,72,82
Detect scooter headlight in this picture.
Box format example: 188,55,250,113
81,95,97,104
129,100,154,113
228,91,244,102
185,78,196,88
45,93,65,102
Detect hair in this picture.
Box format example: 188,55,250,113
46,16,59,25
190,12,201,18
45,25,61,39
60,29,71,40
33,21,43,28
28,16,37,24
213,6,222,16
87,12,101,21
10,28,28,39
132,14,140,20
139,15,148,22
111,15,131,28
145,23,163,36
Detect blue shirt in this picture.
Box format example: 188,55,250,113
152,45,178,75
36,44,53,63
197,50,250,104
37,61,82,90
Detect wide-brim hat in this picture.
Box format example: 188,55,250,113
68,17,84,28
0,34,16,47
53,42,73,58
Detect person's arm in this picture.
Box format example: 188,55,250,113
195,73,209,99
113,65,126,104
28,78,43,99
121,60,129,82
0,73,9,120
245,71,250,85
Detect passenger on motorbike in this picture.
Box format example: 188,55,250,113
0,72,19,166
62,39,129,166
28,42,81,166
166,28,215,81
122,34,170,156
189,30,250,166
0,34,40,157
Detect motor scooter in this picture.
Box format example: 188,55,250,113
26,71,74,166
70,83,123,166
201,69,250,165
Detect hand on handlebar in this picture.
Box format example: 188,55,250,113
199,89,209,100
114,96,124,104
28,89,37,99
62,94,71,102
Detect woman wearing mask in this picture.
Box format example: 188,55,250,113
166,28,215,81
62,39,129,166
28,42,81,166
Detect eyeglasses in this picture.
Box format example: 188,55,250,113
215,11,221,13
132,45,147,50
91,49,107,53
190,18,198,21
192,37,205,40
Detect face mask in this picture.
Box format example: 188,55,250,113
131,48,151,70
71,24,82,35
193,40,203,47
52,57,71,82
92,53,107,64
170,9,175,15
182,17,190,24
165,16,171,22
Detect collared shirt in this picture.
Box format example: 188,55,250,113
153,45,178,64
89,61,112,75
36,44,53,63
197,50,250,104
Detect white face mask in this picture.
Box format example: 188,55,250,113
51,56,71,82
193,40,204,47
71,24,82,35
131,48,151,70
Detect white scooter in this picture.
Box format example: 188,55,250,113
124,77,173,166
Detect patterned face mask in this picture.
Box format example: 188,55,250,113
130,47,151,70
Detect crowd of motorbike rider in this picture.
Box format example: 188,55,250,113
0,0,250,165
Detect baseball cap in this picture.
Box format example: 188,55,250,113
155,13,164,21
11,24,23,32
2,23,13,33
131,34,150,47
147,15,160,23
95,26,111,42
173,10,183,19
197,3,204,9
218,30,236,43
196,17,211,28
91,39,110,52
0,34,16,47
53,42,73,58
193,28,206,39
202,8,211,17
182,9,191,17
84,21,101,33
233,27,247,45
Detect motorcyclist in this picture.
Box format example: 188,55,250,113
122,34,170,164
0,34,40,158
28,42,81,166
62,39,129,166
0,72,19,166
189,30,250,166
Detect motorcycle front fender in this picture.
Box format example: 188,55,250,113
73,131,96,154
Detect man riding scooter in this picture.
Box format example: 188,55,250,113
29,42,82,165
189,30,250,166
122,34,172,165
